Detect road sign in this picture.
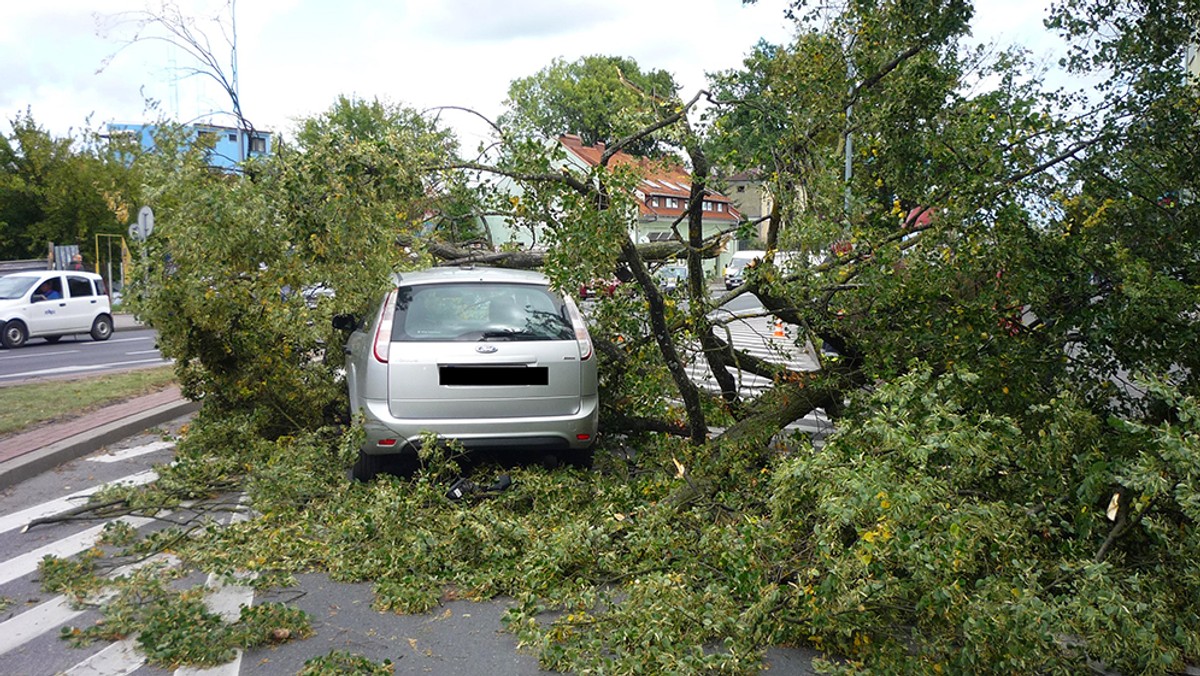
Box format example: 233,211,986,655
137,206,155,238
128,222,145,241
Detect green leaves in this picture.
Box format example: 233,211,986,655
128,99,459,439
502,55,680,156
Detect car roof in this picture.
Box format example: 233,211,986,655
2,270,103,280
396,266,550,287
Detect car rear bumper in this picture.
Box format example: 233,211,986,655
357,395,599,455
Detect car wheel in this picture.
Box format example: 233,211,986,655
44,335,62,344
90,315,113,341
563,446,595,470
2,320,28,349
351,451,386,481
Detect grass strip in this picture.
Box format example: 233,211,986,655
0,366,177,438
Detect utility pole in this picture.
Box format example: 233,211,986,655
230,0,244,163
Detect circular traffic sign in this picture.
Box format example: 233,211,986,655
138,206,155,237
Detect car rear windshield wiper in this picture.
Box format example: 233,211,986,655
481,329,541,340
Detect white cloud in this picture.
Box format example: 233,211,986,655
2,0,1064,143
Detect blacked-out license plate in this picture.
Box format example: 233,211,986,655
439,366,548,386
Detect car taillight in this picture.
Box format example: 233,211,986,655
372,289,398,363
564,299,593,361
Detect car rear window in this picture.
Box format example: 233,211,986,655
391,282,574,342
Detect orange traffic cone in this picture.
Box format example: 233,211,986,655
773,318,785,338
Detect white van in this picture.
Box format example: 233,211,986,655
723,250,766,290
0,271,113,348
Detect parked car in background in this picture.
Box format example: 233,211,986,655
0,271,113,348
723,250,766,289
655,263,688,294
579,277,621,300
334,267,599,480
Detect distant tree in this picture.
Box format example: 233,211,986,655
501,55,679,156
0,112,137,260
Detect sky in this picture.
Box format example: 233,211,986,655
1,0,1064,146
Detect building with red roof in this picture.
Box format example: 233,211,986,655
483,135,747,278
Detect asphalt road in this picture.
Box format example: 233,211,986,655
0,325,169,385
0,420,823,675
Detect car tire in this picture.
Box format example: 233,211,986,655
44,335,62,344
90,315,113,341
564,446,595,470
2,320,28,349
352,451,388,481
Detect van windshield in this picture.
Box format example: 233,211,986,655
0,276,38,300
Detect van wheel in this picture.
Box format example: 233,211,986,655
90,315,113,341
2,320,28,349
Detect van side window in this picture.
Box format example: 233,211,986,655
67,276,94,298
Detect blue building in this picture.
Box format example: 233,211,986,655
106,122,273,171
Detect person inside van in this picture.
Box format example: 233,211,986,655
36,280,62,300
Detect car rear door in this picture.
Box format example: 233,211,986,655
60,275,104,333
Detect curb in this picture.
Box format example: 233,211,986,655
0,396,199,492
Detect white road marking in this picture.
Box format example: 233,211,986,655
176,503,254,676
0,555,176,658
0,515,154,586
82,336,153,345
125,349,162,356
0,349,81,361
0,357,171,380
0,596,77,657
87,441,174,464
0,470,158,536
61,637,144,676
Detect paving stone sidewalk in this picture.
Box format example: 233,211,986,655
0,385,196,490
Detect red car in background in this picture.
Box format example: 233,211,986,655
579,278,621,299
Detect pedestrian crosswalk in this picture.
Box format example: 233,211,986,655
686,311,820,393
684,311,834,445
0,435,251,675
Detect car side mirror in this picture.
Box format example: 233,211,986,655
31,293,47,303
332,314,358,332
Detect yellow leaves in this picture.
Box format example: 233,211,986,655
859,522,892,544
1079,198,1116,233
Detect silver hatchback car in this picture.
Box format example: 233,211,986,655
335,267,599,480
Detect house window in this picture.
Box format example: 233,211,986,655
737,185,746,193
667,198,679,208
703,201,712,211
716,203,724,212
228,133,237,142
651,197,660,207
250,136,267,153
